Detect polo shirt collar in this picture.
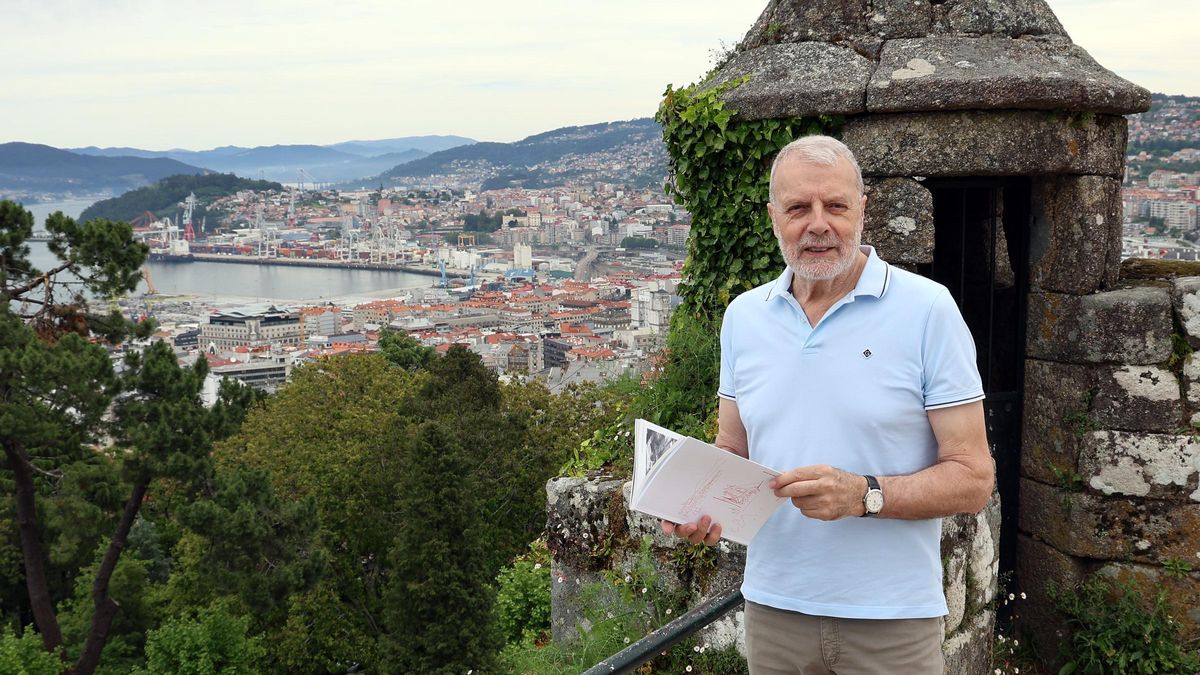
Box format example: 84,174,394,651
764,245,891,303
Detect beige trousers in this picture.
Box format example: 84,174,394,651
744,600,945,675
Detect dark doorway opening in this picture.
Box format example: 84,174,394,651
918,178,1031,616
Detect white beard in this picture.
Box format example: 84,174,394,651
776,230,860,281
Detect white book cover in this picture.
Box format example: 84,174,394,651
631,419,786,546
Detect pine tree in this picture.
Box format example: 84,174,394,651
0,200,257,673
382,421,501,674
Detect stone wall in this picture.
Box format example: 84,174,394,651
1018,264,1200,656
545,477,747,651
546,476,1001,673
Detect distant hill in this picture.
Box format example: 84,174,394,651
0,142,205,195
79,173,283,225
375,118,667,190
1125,92,1200,178
325,135,475,156
70,135,473,184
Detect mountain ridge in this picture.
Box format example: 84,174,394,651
0,142,206,196
67,135,475,183
372,118,667,190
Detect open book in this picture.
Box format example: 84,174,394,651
631,419,787,546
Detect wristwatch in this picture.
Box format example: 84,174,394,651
861,475,884,517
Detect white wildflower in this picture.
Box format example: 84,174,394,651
1020,592,1026,600
1008,593,1015,601
686,667,693,673
533,563,541,570
693,646,701,653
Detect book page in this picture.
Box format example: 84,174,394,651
632,419,686,502
631,428,786,546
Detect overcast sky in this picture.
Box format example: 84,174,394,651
4,0,1195,150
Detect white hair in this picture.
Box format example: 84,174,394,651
768,135,864,203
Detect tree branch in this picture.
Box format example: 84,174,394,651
74,480,148,675
27,461,64,483
6,261,71,299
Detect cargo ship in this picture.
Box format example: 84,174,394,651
148,237,194,262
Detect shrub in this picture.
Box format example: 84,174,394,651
498,536,747,674
496,539,553,645
1049,574,1200,675
135,605,264,675
0,626,62,675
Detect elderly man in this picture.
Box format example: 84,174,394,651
664,135,994,674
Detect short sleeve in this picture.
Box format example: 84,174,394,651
718,308,737,401
921,289,985,410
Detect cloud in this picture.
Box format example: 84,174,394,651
6,0,1195,148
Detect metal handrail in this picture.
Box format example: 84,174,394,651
581,585,744,675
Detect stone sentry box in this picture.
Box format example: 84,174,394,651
545,1,1194,673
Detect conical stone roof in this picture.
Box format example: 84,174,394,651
704,0,1150,119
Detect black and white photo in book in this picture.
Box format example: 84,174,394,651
633,418,685,489
645,427,672,470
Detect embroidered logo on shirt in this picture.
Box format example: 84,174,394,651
862,348,873,359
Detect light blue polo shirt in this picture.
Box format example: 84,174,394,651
718,246,983,619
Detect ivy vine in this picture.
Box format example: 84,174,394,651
656,78,842,320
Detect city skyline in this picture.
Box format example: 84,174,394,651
5,0,1197,151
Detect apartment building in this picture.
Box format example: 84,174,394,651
1150,199,1198,229
200,305,301,351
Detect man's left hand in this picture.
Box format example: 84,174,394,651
770,465,866,520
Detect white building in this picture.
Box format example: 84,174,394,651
1149,170,1183,189
301,306,341,338
625,222,653,238
631,286,679,333
514,243,533,269
200,305,301,352
667,224,690,247
1150,200,1198,230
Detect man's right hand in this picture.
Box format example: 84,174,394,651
661,515,722,546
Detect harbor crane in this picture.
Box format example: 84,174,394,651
255,204,279,258
142,268,158,295
130,211,159,228
181,193,198,241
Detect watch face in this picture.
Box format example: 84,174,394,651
865,490,884,514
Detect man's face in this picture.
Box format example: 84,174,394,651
767,156,866,282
